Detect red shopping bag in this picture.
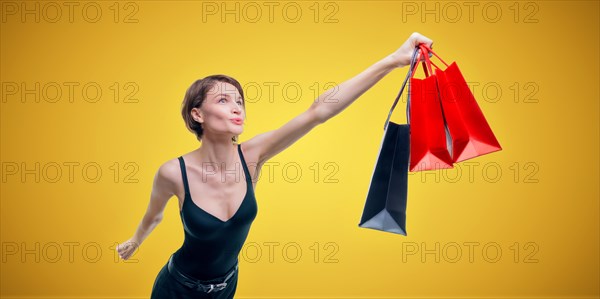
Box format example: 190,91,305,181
419,44,502,162
408,47,453,172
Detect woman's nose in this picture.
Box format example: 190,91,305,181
232,104,242,114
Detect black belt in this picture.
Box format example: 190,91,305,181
167,255,239,293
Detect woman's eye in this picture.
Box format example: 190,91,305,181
219,98,226,103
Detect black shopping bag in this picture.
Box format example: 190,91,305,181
359,47,421,235
359,122,410,235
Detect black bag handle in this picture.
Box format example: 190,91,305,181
383,45,423,131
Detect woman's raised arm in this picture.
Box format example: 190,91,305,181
244,32,433,164
314,32,434,121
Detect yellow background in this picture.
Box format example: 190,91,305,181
1,0,598,298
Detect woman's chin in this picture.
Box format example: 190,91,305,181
231,126,244,135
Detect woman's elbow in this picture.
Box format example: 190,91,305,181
143,212,163,226
309,102,333,124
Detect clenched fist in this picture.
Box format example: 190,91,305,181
116,238,140,260
388,32,434,68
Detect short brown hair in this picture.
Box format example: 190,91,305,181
181,74,245,141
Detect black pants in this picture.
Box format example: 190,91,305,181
150,258,238,299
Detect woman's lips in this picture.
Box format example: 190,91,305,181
231,118,243,125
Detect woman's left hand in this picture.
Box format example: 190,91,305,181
388,32,434,68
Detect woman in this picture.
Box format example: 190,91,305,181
117,32,433,298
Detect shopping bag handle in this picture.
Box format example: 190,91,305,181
419,43,448,70
405,46,426,125
404,44,445,125
410,47,433,78
410,44,445,78
383,45,423,130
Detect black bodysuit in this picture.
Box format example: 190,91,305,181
172,143,258,280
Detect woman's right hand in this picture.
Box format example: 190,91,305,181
117,238,140,260
388,32,434,68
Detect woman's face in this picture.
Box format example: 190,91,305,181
195,81,245,139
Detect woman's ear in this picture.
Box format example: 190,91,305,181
191,108,204,124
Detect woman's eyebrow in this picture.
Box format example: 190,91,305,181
214,93,242,99
213,93,228,98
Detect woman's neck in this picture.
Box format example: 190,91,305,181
193,135,238,171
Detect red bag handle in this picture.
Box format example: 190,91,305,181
410,44,448,78
410,47,433,78
419,43,449,68
420,45,434,76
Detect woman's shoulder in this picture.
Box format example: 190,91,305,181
154,157,184,188
238,140,261,165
